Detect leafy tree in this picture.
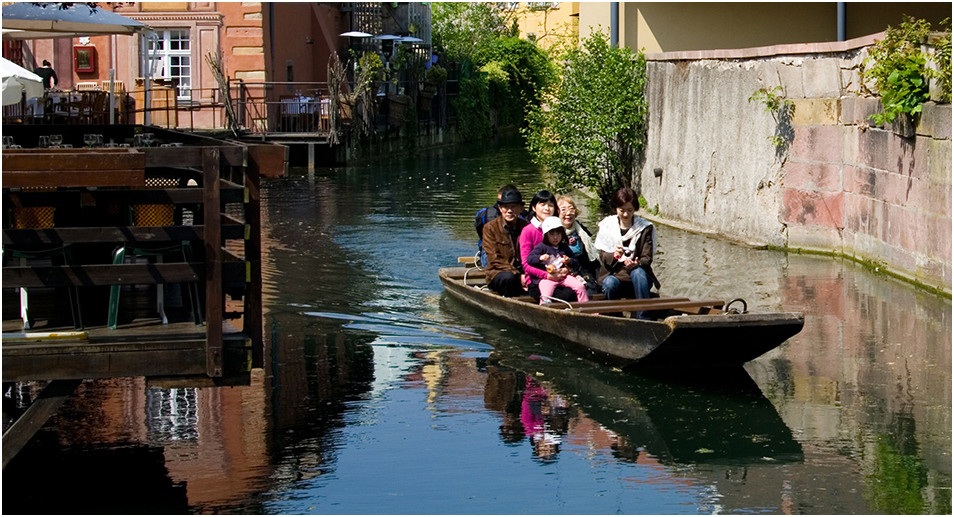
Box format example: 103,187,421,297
524,30,648,202
476,36,555,128
431,3,517,62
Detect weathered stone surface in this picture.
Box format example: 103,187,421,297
840,96,882,126
919,102,953,140
782,188,844,228
783,160,842,191
791,98,840,126
800,59,843,98
639,51,951,293
790,125,843,163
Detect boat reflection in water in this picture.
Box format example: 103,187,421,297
483,349,803,467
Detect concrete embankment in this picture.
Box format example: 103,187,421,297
638,33,952,295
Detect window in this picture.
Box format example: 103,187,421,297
143,29,192,101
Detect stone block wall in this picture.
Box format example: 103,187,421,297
784,98,952,291
641,34,952,294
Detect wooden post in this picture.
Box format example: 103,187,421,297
203,147,223,377
307,142,315,174
244,148,265,368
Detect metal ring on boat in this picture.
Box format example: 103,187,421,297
725,298,748,314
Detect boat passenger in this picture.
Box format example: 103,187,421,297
527,216,590,305
475,183,518,267
518,190,576,302
594,188,660,310
482,187,530,297
556,195,601,295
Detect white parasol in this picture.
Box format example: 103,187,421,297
1,57,44,106
1,3,149,39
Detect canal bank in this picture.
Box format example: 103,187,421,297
638,33,952,297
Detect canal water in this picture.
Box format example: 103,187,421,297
4,138,951,514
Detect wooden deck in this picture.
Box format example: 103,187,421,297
2,124,287,384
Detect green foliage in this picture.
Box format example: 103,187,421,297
356,52,384,85
524,30,648,202
425,64,447,87
748,86,791,113
934,19,952,103
637,195,658,216
476,37,555,127
748,86,795,155
431,3,517,61
453,74,493,141
863,16,937,124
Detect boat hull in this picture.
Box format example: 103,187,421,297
439,267,803,369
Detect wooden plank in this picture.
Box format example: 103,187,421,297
4,226,205,245
2,343,208,381
547,296,691,309
203,148,223,377
246,142,287,178
2,151,146,171
4,223,243,245
3,169,145,188
144,146,245,168
3,189,205,206
2,379,81,469
573,299,725,314
3,263,203,287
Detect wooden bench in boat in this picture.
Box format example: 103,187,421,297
568,298,725,314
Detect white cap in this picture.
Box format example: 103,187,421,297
541,216,563,234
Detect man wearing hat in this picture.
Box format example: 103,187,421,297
482,186,529,297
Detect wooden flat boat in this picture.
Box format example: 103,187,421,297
438,266,804,369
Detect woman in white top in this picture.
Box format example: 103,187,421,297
593,188,660,304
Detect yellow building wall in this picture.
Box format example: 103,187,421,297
515,2,580,50
578,2,953,53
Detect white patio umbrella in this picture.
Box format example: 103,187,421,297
1,2,149,39
1,57,43,106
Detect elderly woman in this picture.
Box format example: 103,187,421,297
594,188,660,304
556,195,600,289
518,190,575,302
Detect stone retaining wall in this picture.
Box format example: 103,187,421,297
639,34,952,294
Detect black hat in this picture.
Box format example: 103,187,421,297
498,188,523,205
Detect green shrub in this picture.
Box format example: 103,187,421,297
453,74,493,141
524,30,647,202
863,16,940,124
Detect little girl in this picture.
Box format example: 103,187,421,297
526,216,590,305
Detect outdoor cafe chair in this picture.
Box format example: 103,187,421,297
107,175,203,329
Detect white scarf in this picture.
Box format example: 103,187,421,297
594,215,655,259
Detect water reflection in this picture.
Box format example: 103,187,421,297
3,138,949,514
483,352,804,467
